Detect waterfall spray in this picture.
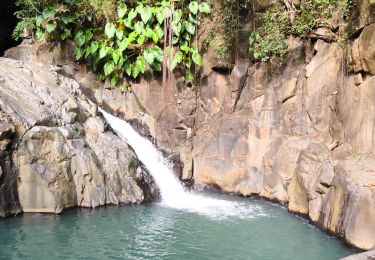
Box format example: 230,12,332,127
99,108,262,219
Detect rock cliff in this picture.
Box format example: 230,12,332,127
0,56,157,216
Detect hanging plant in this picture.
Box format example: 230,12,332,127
74,0,211,87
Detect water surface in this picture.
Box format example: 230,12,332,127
0,194,356,260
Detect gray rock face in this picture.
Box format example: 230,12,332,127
341,249,375,260
0,57,151,215
17,127,77,213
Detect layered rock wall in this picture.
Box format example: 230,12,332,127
0,57,154,216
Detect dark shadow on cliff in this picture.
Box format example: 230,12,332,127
0,0,21,56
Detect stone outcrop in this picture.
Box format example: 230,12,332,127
341,249,375,260
0,57,155,215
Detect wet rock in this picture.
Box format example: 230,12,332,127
136,163,161,202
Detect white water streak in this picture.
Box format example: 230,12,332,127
100,108,266,219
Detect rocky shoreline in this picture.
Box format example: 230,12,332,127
0,54,160,218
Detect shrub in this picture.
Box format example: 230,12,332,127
249,0,351,62
249,7,289,62
13,0,211,87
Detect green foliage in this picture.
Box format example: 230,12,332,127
74,1,210,86
14,0,91,41
204,0,246,60
13,0,210,87
249,8,289,62
249,0,351,62
291,0,346,38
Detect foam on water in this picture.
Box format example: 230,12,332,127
100,108,266,220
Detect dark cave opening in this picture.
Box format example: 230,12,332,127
0,0,21,56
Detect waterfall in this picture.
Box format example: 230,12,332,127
100,108,265,219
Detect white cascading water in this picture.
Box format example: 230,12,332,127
100,108,265,219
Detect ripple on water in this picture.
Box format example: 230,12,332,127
0,195,357,260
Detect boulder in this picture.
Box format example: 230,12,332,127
319,156,375,250
0,56,152,214
288,143,333,218
358,24,375,75
17,127,77,213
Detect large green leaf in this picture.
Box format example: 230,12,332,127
199,2,211,13
42,5,56,19
189,2,199,15
124,61,132,76
173,22,182,36
134,22,144,34
36,16,43,27
185,22,195,35
192,51,203,66
61,29,72,40
104,62,115,76
144,27,154,38
112,50,121,64
173,9,182,23
140,6,152,23
152,46,164,62
75,31,86,47
45,21,57,33
154,25,164,39
99,46,108,59
132,56,146,78
180,45,191,53
119,38,130,52
127,9,137,22
90,41,99,54
143,48,155,65
85,30,93,42
116,28,124,40
117,3,127,18
155,7,164,24
36,28,44,40
74,47,83,60
171,51,184,70
61,13,73,25
137,34,145,45
111,73,119,86
105,23,116,38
